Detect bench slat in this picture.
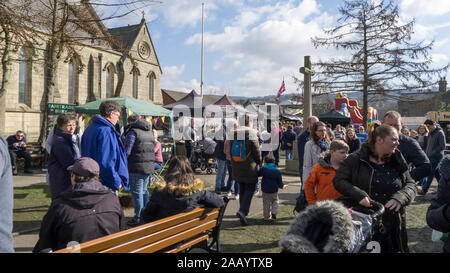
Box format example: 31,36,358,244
164,234,210,253
54,207,220,253
99,212,218,253
131,220,217,253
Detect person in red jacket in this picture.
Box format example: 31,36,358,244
304,140,349,205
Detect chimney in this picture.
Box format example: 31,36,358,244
439,77,447,92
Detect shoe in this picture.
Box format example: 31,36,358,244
235,194,239,200
127,219,141,227
271,213,277,220
236,211,248,226
254,190,260,196
226,192,232,198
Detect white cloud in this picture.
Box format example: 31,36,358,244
401,0,450,17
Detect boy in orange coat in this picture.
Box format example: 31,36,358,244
305,140,349,205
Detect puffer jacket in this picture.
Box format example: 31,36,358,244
33,180,125,252
426,157,450,253
141,178,224,223
304,154,342,205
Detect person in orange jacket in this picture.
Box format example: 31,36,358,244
305,140,349,205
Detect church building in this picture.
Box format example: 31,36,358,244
0,3,163,142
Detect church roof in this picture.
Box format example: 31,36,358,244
107,22,142,51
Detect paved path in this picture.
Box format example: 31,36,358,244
12,159,302,253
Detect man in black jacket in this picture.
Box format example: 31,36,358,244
382,111,431,182
123,115,155,226
33,157,125,253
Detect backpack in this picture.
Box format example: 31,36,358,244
231,140,251,162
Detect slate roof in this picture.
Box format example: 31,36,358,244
107,22,142,51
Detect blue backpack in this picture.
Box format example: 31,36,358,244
231,140,251,162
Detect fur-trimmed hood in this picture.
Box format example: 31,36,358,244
154,178,204,196
279,200,354,253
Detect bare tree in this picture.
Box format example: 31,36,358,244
304,0,449,127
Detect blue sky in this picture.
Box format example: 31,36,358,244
97,0,450,97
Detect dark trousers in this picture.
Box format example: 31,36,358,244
238,182,257,216
9,150,32,170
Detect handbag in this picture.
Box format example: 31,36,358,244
294,184,308,213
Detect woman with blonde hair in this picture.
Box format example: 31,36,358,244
333,121,416,252
344,127,361,154
416,124,429,150
140,156,224,223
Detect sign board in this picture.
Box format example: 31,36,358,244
47,103,75,115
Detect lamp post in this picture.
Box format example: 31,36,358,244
299,56,315,127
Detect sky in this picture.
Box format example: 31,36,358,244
96,0,450,98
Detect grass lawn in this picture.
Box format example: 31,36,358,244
13,183,51,234
12,182,445,253
220,204,295,253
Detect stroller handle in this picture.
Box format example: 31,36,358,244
369,201,385,220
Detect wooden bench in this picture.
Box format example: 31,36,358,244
53,197,229,253
16,142,45,169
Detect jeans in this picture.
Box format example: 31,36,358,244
215,159,227,190
286,149,293,160
226,161,239,194
129,173,151,222
238,182,257,216
421,154,443,193
154,161,163,170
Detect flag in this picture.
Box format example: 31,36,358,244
276,79,286,100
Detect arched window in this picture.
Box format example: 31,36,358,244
68,57,80,104
132,68,139,99
18,47,32,105
148,72,156,101
68,60,74,104
105,63,115,98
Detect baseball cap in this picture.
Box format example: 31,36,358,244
67,157,100,177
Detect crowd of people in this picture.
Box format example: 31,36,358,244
1,100,450,253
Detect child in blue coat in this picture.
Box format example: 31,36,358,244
258,154,284,221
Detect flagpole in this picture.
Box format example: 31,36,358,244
200,2,204,97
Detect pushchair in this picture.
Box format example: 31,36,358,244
151,143,173,184
190,139,217,174
279,198,385,253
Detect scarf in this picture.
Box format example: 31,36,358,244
264,163,278,170
72,134,81,160
316,139,329,152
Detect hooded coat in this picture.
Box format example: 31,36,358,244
81,115,129,191
279,200,354,253
140,178,224,223
33,180,126,252
304,154,342,205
